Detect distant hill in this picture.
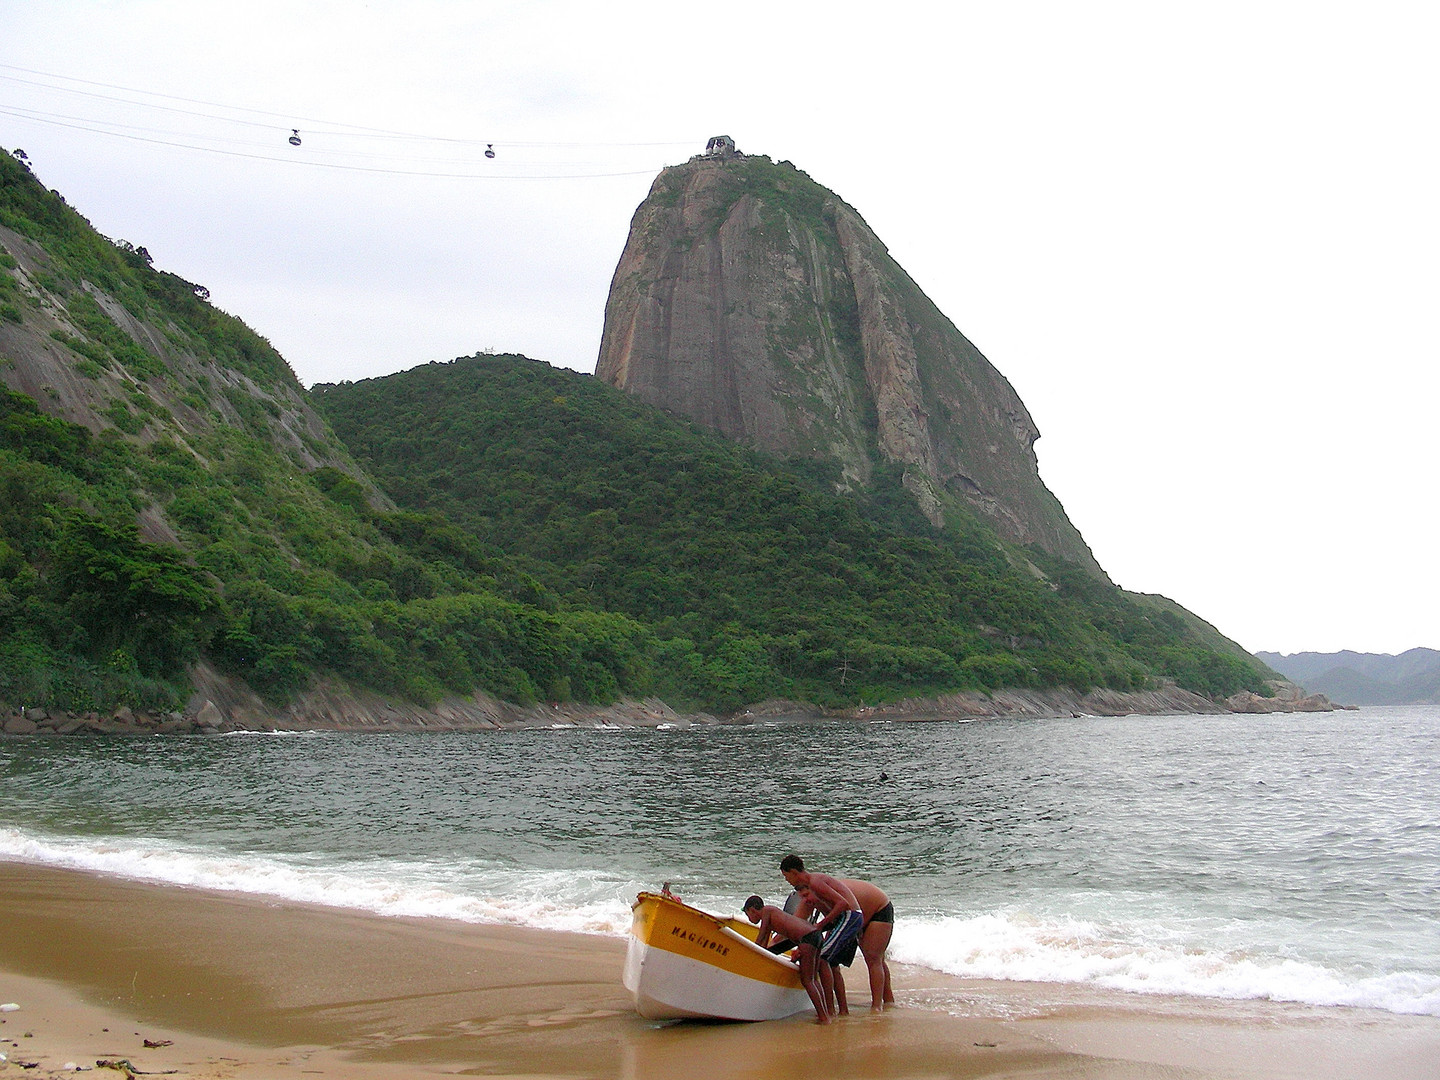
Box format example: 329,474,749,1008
1256,649,1440,706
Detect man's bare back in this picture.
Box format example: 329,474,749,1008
751,904,821,950
840,877,890,920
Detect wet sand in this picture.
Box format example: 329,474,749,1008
1,862,1435,1079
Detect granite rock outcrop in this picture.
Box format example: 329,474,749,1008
598,148,1103,575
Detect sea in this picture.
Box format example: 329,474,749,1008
2,706,1436,1017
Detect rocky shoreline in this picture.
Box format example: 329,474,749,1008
0,664,1351,737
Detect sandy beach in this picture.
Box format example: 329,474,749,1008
1,862,1436,1079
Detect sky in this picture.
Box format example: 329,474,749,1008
1,1,1435,657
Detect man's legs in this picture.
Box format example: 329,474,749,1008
859,919,894,1009
817,958,836,1013
797,945,829,1023
818,908,862,1017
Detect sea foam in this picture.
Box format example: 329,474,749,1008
890,911,1440,1016
0,827,635,936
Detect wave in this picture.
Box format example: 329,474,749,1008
0,827,635,937
3,827,1436,1017
890,911,1440,1016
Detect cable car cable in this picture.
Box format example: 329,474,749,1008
0,107,658,180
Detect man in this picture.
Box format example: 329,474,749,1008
742,895,829,1023
793,886,847,1014
840,877,895,1010
779,855,863,1015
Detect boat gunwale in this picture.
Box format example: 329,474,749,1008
718,923,799,967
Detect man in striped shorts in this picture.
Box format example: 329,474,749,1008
779,854,864,1015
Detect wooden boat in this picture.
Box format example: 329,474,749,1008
623,891,812,1021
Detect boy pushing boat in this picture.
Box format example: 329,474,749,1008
742,895,830,1023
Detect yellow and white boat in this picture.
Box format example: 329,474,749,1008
623,891,812,1021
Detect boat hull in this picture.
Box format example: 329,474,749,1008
623,892,812,1022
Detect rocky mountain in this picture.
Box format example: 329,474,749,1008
597,141,1102,575
1257,649,1440,706
0,163,381,542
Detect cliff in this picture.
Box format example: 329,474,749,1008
597,148,1103,576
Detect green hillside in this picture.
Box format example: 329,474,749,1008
314,354,1272,711
0,150,651,714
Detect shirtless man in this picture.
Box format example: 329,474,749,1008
779,855,863,1015
742,895,829,1023
793,886,846,1014
841,877,895,1010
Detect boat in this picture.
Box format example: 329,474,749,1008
623,891,813,1021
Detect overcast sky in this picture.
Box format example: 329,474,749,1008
2,1,1435,657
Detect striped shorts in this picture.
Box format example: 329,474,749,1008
819,908,864,966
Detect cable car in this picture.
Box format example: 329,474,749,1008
289,129,302,147
484,143,495,159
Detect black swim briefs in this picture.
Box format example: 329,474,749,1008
866,901,895,925
765,930,825,953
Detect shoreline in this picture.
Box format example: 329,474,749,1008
2,663,1348,736
1,862,1435,1079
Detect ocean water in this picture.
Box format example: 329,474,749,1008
1,707,1436,1016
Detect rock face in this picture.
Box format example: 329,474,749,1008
598,150,1103,576
0,219,379,498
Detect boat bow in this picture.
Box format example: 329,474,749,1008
623,891,812,1021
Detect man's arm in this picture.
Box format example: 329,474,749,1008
753,909,774,949
807,876,856,930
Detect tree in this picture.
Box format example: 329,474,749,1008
51,514,218,675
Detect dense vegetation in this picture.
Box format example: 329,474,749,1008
315,355,1272,710
0,379,657,713
0,388,214,710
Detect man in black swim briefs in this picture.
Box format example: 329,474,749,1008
743,895,830,1023
840,876,895,1011
797,876,897,1012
